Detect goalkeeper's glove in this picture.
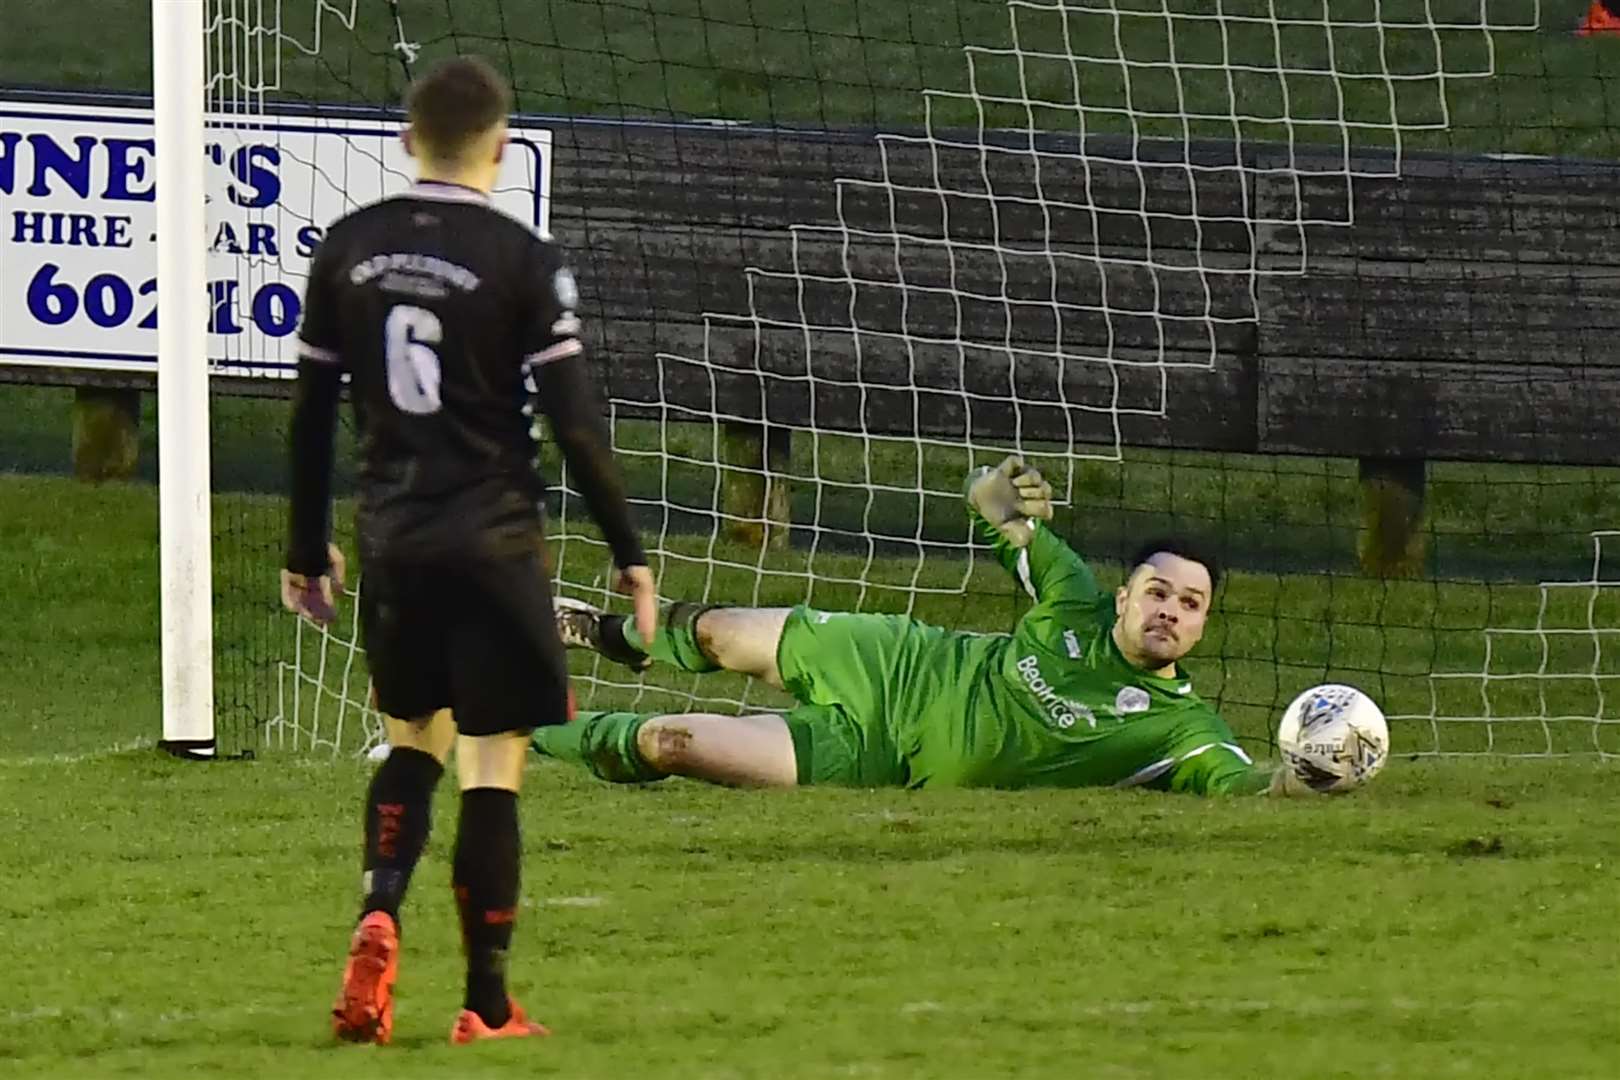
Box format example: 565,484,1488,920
1266,762,1324,798
965,455,1054,549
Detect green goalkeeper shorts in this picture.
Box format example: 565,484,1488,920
775,605,939,787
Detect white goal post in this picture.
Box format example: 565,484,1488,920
154,0,216,759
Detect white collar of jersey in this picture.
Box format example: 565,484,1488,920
406,180,491,204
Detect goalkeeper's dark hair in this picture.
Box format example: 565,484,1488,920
406,55,512,161
1127,537,1222,594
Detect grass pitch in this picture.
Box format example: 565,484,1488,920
3,749,1618,1079
3,469,1620,1077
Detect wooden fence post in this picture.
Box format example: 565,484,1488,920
72,387,141,482
721,422,792,550
1357,457,1427,577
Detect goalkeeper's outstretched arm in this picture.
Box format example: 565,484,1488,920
966,456,1103,606
1167,747,1317,797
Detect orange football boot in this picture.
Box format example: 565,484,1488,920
449,998,551,1044
331,910,399,1044
1576,0,1620,36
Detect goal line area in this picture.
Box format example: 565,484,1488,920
10,1,1616,761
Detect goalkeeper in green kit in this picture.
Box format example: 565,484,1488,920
535,457,1293,796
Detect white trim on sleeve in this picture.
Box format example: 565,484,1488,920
1114,756,1175,789
1114,740,1249,788
1221,742,1254,765
1015,548,1037,601
298,341,340,365
523,338,583,369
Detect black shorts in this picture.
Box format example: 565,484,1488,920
359,551,568,736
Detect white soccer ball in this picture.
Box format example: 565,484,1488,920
1276,684,1389,793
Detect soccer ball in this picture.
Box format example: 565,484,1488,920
1276,684,1389,793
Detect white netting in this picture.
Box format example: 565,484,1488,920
203,0,420,379
1397,532,1620,759
206,0,404,753
273,587,383,754
560,1,1545,725
238,1,1567,756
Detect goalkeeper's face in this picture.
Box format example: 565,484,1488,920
1113,553,1212,670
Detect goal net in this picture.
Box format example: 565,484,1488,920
191,0,1620,761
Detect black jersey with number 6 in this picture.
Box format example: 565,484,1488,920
285,180,643,575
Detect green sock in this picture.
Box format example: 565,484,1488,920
532,711,667,784
617,602,722,673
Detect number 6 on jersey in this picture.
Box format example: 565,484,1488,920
386,304,443,414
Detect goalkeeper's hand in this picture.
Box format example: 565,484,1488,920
281,542,346,628
965,455,1054,548
615,563,658,645
1266,762,1318,798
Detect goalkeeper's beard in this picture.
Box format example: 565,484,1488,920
1115,619,1185,672
1140,625,1179,650
1140,624,1182,664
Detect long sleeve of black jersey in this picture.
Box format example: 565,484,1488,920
521,243,645,569
285,237,345,576
533,354,646,569
286,360,343,575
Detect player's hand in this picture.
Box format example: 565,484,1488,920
616,564,657,644
326,543,348,595
280,544,345,628
966,455,1054,547
1266,762,1316,798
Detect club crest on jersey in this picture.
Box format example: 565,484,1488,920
1114,686,1150,716
552,268,579,311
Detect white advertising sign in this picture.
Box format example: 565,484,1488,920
0,99,552,376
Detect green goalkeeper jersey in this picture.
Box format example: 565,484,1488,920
896,515,1251,793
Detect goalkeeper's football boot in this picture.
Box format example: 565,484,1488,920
449,998,551,1044
332,910,399,1044
1577,0,1620,35
553,596,653,673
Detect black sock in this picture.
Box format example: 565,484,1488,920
452,788,521,1027
359,746,443,924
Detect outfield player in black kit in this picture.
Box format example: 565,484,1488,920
281,56,655,1046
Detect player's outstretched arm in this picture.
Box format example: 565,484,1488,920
523,247,655,637
532,354,655,638
1210,763,1324,797
1163,743,1317,797
1156,740,1284,797
965,456,1102,605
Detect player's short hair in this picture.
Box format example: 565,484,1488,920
405,56,512,161
1127,537,1221,595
